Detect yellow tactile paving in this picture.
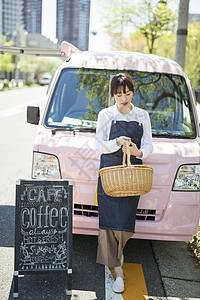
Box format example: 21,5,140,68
109,263,149,300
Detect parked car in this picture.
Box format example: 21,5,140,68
27,50,200,241
39,72,52,85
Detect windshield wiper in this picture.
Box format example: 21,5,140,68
51,126,96,134
51,127,74,134
152,131,190,138
73,126,96,132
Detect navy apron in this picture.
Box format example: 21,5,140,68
97,120,143,233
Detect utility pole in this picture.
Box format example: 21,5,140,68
175,0,190,70
13,29,19,83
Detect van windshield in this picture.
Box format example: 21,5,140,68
45,68,196,138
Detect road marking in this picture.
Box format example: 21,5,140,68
71,290,97,299
106,263,149,300
0,96,46,118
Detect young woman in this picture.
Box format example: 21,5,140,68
95,73,153,293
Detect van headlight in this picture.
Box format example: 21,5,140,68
172,164,200,191
32,152,61,179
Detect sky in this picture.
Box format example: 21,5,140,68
42,0,200,51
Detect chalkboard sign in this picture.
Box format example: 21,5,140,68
13,179,73,298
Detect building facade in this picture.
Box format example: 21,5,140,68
0,0,2,36
0,0,42,42
24,0,42,34
0,0,90,50
1,0,24,38
56,0,90,50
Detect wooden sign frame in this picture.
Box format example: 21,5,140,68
13,179,73,299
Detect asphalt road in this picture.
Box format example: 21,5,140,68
0,86,199,300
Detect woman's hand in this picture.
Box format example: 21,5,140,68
116,136,131,146
122,140,143,157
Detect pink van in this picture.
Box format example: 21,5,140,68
27,50,200,241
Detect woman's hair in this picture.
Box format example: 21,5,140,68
110,73,135,97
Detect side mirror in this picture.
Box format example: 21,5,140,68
27,106,40,125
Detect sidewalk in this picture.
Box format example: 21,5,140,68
152,241,200,299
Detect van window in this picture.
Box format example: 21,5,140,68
45,68,196,138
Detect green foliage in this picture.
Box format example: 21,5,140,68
0,53,15,72
101,1,200,89
74,68,195,139
0,34,13,46
0,35,15,73
151,21,200,89
19,56,62,76
154,21,200,89
0,34,62,84
34,57,62,75
76,69,111,120
124,31,147,52
133,0,176,53
102,0,176,53
153,31,176,58
185,22,200,88
19,55,38,73
187,227,200,268
103,0,136,49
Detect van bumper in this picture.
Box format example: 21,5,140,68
72,191,200,241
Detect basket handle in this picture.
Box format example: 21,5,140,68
122,140,131,167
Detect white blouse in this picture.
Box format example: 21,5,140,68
95,104,153,159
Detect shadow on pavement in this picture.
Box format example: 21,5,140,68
8,272,70,300
7,235,104,300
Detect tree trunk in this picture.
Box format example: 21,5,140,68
175,0,190,70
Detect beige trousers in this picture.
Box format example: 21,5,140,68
96,229,133,267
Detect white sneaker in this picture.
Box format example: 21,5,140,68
112,277,124,293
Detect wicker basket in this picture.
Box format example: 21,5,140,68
99,142,153,197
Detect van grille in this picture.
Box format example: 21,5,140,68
73,204,163,221
74,204,98,217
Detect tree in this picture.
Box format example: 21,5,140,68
76,68,111,120
154,31,176,58
0,35,15,77
129,20,200,89
102,0,135,49
133,0,176,53
185,21,200,88
102,0,176,53
124,31,147,53
175,0,189,69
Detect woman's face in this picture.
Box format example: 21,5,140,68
113,85,133,112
